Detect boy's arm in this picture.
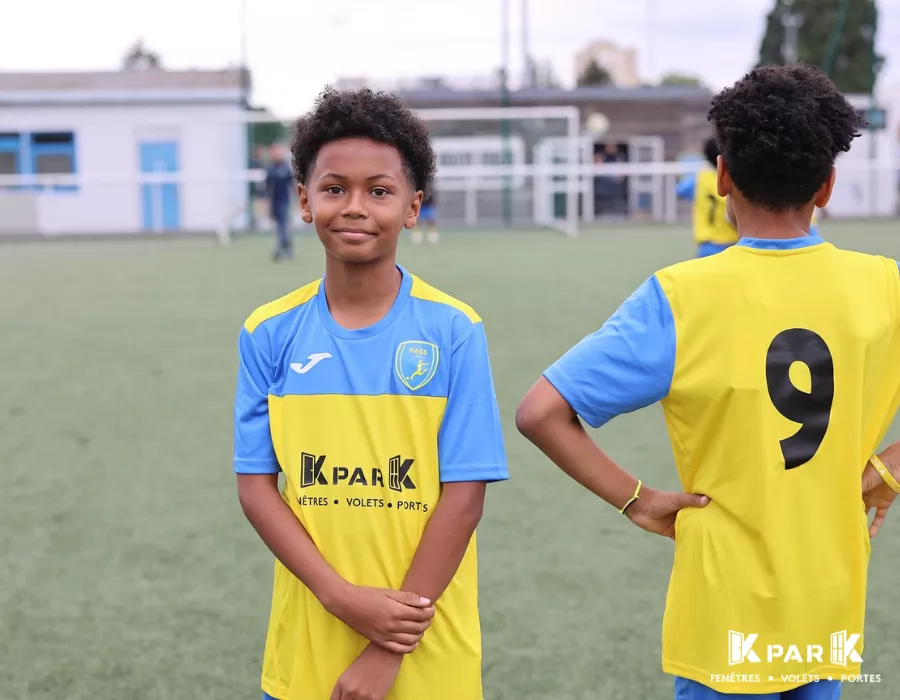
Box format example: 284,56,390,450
676,174,696,200
402,320,507,602
516,275,708,537
234,326,433,655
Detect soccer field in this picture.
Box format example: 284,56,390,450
2,221,899,700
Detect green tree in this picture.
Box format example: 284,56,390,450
757,0,882,94
659,73,705,88
577,59,612,87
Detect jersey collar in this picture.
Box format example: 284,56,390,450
736,235,824,250
317,264,413,340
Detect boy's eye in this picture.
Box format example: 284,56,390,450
371,187,389,197
325,186,343,195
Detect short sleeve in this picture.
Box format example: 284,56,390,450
437,322,509,483
542,275,676,429
676,174,696,200
233,326,280,474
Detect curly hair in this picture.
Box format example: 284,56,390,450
290,86,436,196
708,63,864,211
703,137,719,168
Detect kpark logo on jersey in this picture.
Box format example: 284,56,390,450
727,630,863,667
300,452,416,493
395,341,439,391
830,631,863,667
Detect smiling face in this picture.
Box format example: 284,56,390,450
298,138,423,265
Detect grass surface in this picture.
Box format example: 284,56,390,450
1,221,899,699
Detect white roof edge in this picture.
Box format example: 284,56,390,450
0,89,245,105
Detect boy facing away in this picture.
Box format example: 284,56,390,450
517,64,900,699
233,87,508,700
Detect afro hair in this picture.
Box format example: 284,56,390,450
290,87,436,197
708,63,864,211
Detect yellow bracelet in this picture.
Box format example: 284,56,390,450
870,455,900,495
619,480,643,515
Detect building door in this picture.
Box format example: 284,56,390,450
139,141,181,231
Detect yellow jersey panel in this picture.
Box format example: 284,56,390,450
692,169,738,245
657,243,900,693
264,394,482,700
244,279,321,333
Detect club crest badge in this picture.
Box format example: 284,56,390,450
395,341,439,391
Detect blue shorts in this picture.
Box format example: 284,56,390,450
674,678,841,699
420,204,436,222
697,241,734,258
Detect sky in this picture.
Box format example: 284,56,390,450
2,0,900,118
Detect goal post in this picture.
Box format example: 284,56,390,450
413,106,581,237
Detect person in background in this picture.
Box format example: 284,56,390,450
676,138,739,257
594,143,627,218
266,144,295,261
411,190,439,244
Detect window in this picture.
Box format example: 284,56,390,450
439,152,472,167
0,134,19,176
0,131,77,191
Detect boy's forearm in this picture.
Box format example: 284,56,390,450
400,482,485,604
237,474,348,610
523,414,640,511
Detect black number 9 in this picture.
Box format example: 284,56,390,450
765,329,834,470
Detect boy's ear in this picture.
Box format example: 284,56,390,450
404,190,424,230
716,155,732,198
815,167,837,209
298,185,313,224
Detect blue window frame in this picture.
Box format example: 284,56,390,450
0,131,77,192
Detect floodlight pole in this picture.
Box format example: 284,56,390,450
501,0,512,227
781,0,803,65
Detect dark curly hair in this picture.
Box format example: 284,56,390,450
703,137,719,168
290,86,436,196
708,63,864,211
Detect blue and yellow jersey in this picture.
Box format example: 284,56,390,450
543,237,900,694
677,168,739,247
233,266,508,700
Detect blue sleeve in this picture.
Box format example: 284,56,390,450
233,326,281,474
542,275,676,429
437,322,509,483
676,174,696,200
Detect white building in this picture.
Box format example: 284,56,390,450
574,40,641,88
0,68,249,235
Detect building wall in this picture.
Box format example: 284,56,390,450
574,41,641,88
0,103,247,234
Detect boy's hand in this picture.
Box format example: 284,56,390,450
624,486,710,540
862,443,900,538
325,585,434,654
329,644,403,700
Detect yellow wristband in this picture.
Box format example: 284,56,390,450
619,480,643,515
870,455,900,495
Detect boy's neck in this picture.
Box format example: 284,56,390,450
323,256,403,330
736,207,814,240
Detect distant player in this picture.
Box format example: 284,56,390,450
517,63,900,699
266,144,295,261
233,87,508,700
676,137,739,257
411,191,439,244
